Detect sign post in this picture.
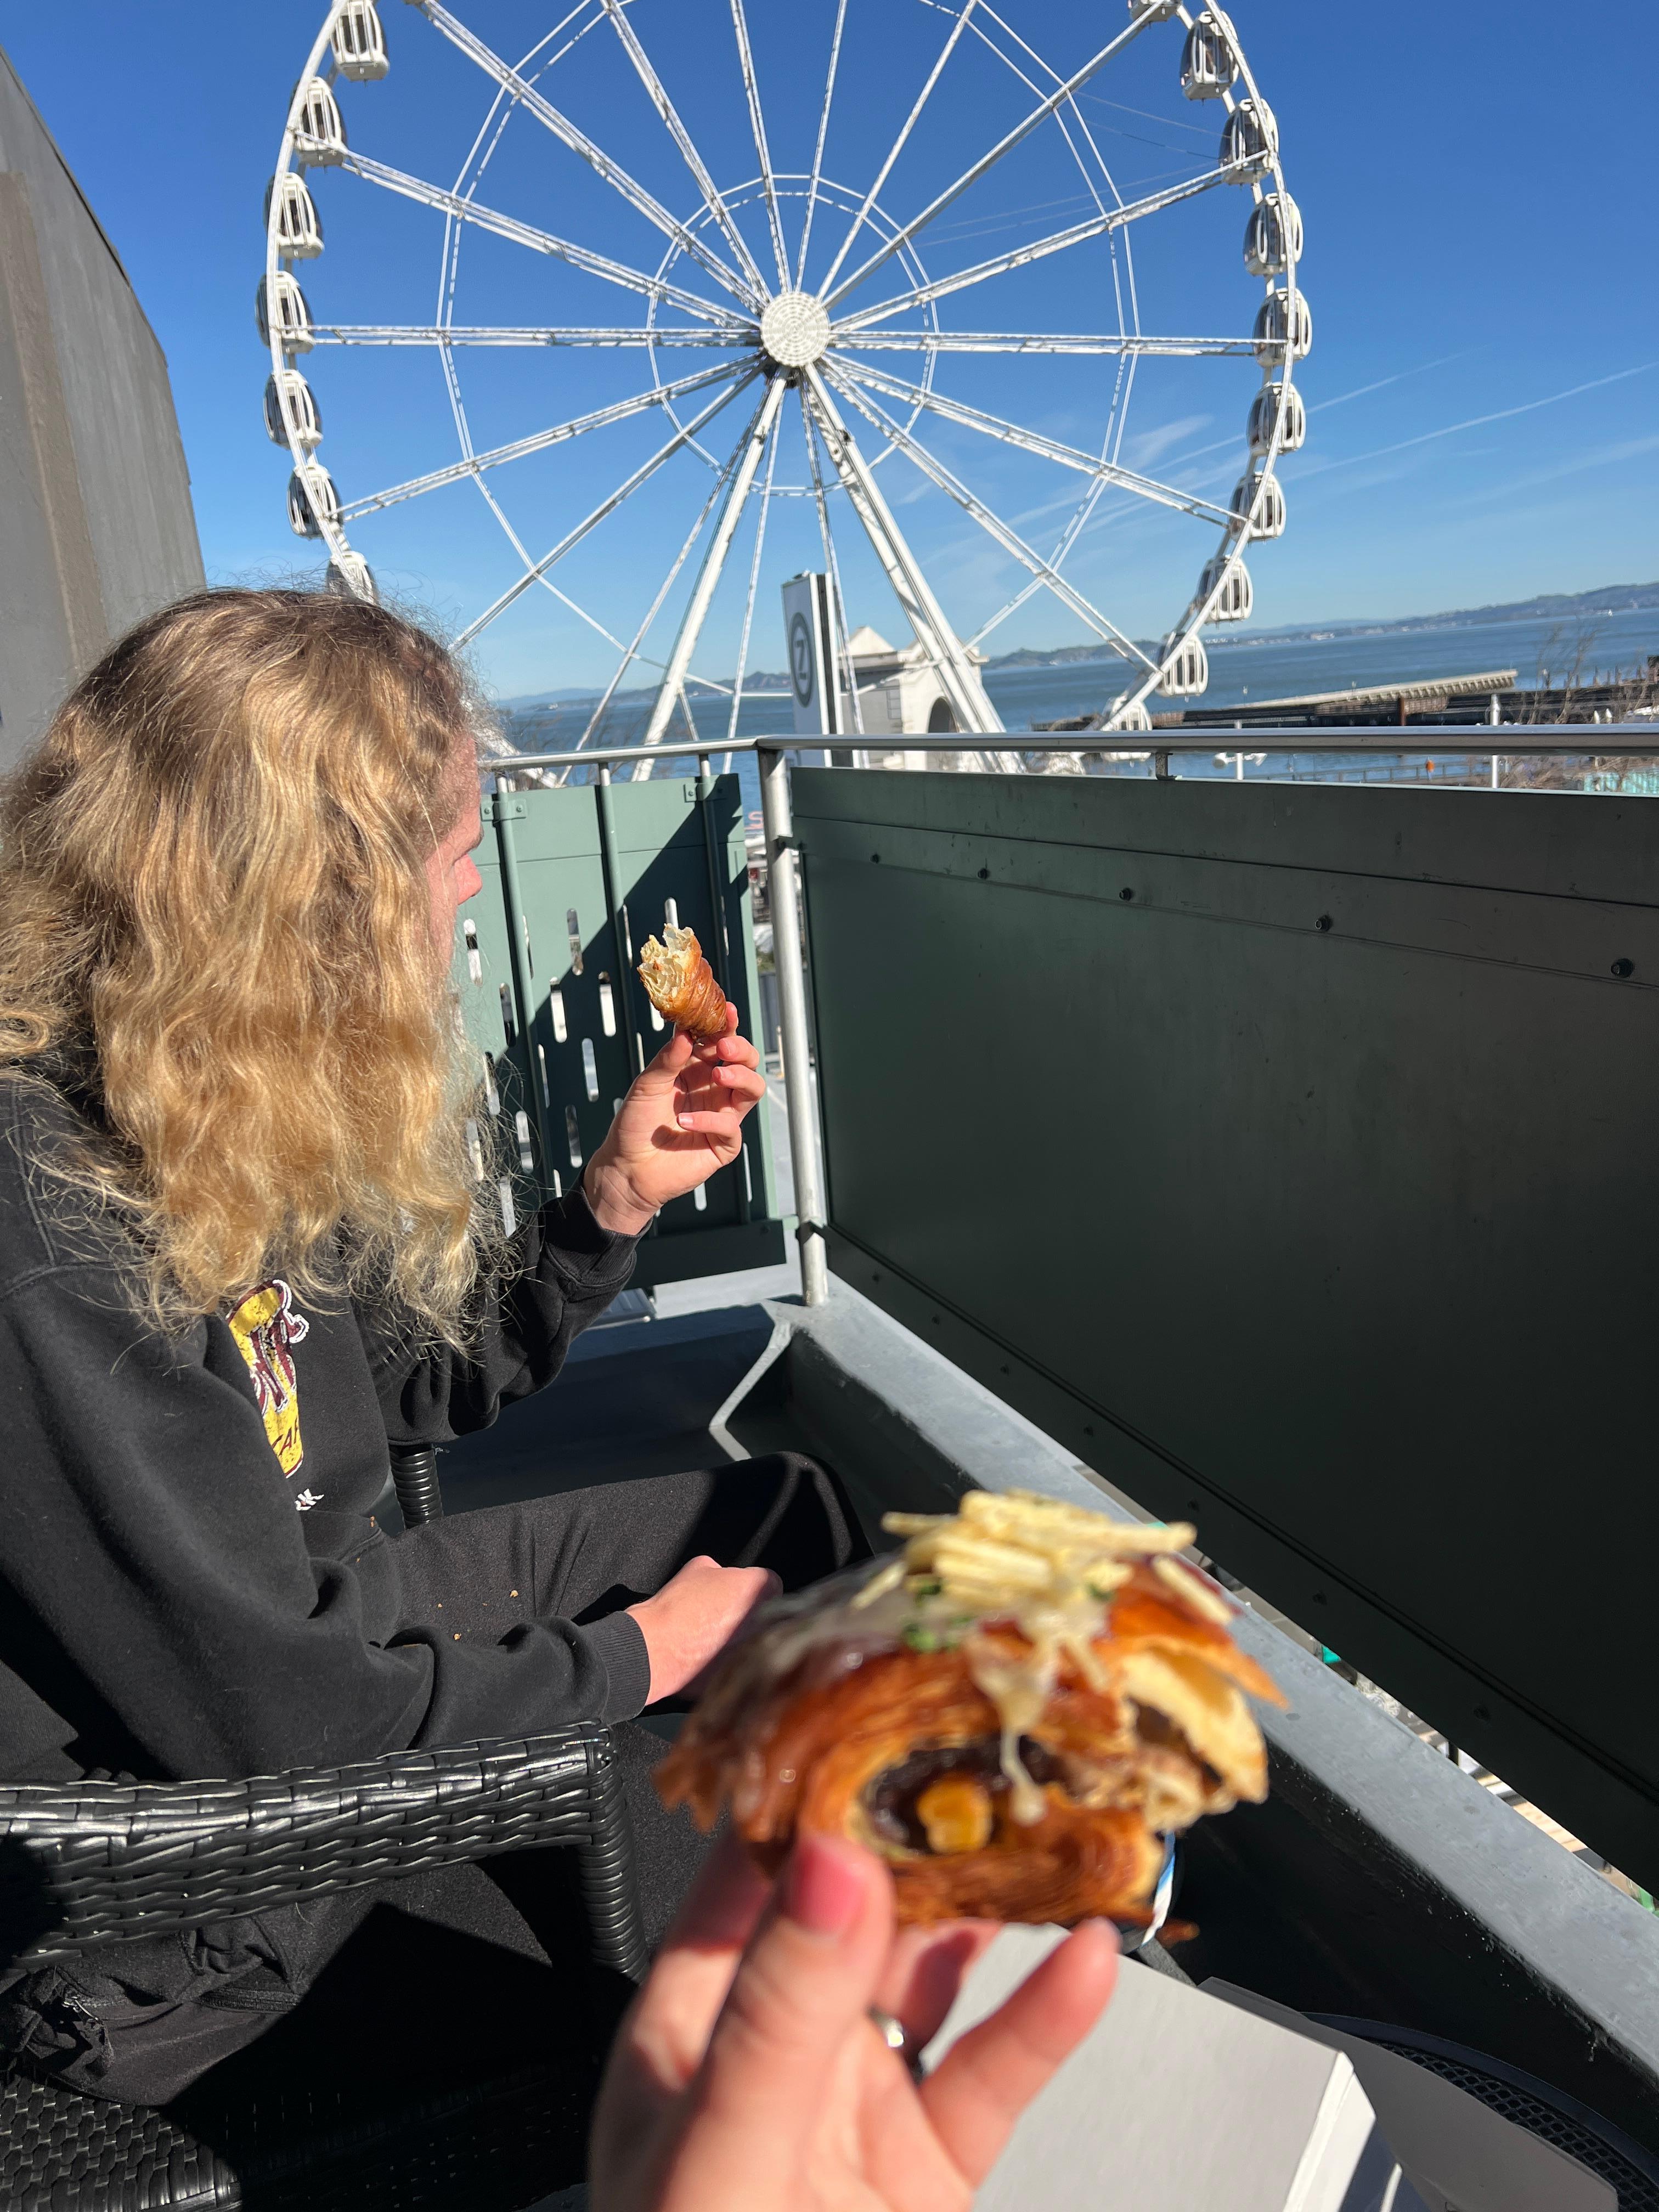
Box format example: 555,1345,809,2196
780,572,845,760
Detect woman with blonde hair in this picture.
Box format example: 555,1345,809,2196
0,589,863,2110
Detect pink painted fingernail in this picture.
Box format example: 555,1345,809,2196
781,1835,864,1938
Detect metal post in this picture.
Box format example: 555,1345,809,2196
758,746,828,1305
493,794,553,1186
594,767,645,1077
696,753,751,1224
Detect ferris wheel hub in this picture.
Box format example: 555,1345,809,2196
759,289,831,371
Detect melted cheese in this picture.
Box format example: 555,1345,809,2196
714,1491,1263,1820
859,1491,1210,1807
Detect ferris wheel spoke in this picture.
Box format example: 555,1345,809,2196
597,0,771,300
636,377,788,765
451,439,631,653
917,5,1115,272
835,359,1237,528
575,465,740,764
838,330,1254,357
729,0,790,287
821,10,1155,311
953,0,1124,194
336,150,745,326
338,363,744,521
800,391,866,738
408,2,758,311
831,330,1258,357
308,324,754,348
453,371,759,648
823,365,1154,669
800,368,1007,743
833,167,1231,332
968,473,1114,648
818,1,983,299
795,0,849,286
969,573,1042,647
476,477,639,665
725,409,782,747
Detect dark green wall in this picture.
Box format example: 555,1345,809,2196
797,766,1659,1889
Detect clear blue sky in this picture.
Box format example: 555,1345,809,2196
3,1,1654,702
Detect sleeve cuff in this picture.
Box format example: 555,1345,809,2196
537,1184,644,1280
583,1607,652,1723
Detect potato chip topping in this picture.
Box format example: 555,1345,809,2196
853,1490,1237,1818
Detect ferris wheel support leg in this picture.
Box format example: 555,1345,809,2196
801,370,1013,763
635,377,787,774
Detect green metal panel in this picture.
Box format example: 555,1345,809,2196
794,765,1659,1889
451,776,786,1288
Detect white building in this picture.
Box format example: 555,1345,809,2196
838,624,986,762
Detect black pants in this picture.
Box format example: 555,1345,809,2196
385,1451,868,1944
9,1453,865,2115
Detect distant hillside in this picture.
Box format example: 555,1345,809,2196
1232,580,1659,647
983,641,1139,671
498,671,790,711
495,583,1659,705
977,583,1659,672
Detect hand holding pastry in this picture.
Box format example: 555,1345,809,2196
589,1827,1118,2212
582,1002,765,1235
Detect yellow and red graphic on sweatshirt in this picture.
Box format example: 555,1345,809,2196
227,1279,310,1479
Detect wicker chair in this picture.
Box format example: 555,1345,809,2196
0,1446,649,2211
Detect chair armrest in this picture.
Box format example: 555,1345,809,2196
0,1723,625,1967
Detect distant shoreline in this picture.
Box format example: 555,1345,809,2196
495,580,1659,711
976,581,1659,673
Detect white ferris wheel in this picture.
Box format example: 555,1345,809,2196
261,0,1306,762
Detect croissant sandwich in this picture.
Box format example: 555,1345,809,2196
658,1488,1284,1927
636,924,729,1043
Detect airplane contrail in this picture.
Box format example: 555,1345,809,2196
1296,360,1659,478
1307,352,1469,414
1118,352,1469,481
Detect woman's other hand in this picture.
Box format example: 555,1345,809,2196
625,1556,779,1705
590,1831,1119,2212
583,1006,765,1237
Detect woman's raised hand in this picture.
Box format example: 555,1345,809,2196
590,1830,1119,2212
583,1005,766,1237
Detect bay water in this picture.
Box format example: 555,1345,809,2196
500,605,1659,820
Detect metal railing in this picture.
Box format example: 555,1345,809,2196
485,728,1659,1312
493,725,1659,771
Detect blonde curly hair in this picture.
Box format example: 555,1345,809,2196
0,588,496,1336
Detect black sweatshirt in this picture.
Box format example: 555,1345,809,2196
0,1075,649,1787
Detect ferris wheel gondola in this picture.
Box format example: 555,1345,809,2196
263,0,1306,750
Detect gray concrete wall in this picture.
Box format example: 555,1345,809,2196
0,46,203,769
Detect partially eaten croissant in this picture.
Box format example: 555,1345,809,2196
636,923,729,1043
657,1488,1284,1927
